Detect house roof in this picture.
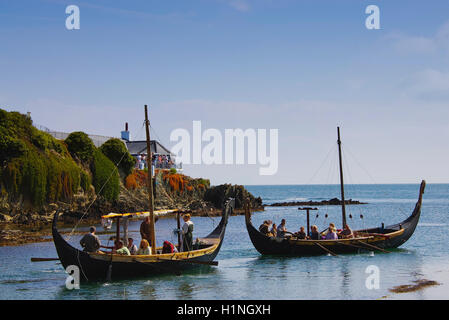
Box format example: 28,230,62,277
125,140,173,156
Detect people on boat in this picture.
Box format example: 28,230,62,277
79,226,101,253
338,224,354,239
181,214,194,252
321,223,336,237
277,219,288,238
162,240,178,254
310,225,320,240
115,240,131,255
294,226,307,239
259,220,270,235
270,223,277,237
325,226,338,240
136,239,152,255
127,238,138,255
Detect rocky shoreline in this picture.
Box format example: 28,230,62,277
0,171,264,246
266,198,367,207
0,206,263,247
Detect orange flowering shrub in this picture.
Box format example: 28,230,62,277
162,172,190,193
125,174,138,190
125,170,149,190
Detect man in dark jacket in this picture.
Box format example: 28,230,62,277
80,226,101,252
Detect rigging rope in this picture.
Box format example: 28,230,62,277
306,144,338,185
66,122,146,241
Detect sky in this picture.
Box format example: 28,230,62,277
1,0,449,185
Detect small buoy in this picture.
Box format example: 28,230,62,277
369,251,375,257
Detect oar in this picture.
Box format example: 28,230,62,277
338,242,368,251
355,240,390,253
314,242,338,256
31,258,60,262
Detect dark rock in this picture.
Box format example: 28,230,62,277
268,198,367,207
203,184,263,210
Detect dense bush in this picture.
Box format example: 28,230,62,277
2,148,82,207
80,170,91,193
0,135,27,165
91,149,120,202
0,109,33,139
100,138,136,176
65,132,95,163
0,109,85,207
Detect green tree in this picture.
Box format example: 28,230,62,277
92,149,120,202
100,138,136,176
65,132,95,163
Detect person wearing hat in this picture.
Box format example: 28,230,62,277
181,214,194,252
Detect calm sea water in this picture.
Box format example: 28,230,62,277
1,183,448,300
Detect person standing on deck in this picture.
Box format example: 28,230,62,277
80,226,101,253
181,214,194,252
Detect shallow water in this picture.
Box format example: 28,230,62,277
0,183,447,300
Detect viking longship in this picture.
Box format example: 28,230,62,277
52,105,233,281
245,127,426,256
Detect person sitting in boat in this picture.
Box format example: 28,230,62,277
79,226,101,253
181,214,194,252
127,238,138,255
269,223,277,237
136,239,151,255
321,223,336,238
310,225,320,240
162,240,178,253
325,226,338,240
259,220,271,235
294,227,307,239
338,224,354,239
277,219,288,238
114,240,131,255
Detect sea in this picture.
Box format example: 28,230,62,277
0,183,448,300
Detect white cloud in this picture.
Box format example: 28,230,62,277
399,68,449,100
388,20,449,55
221,0,250,12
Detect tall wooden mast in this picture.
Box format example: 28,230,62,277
145,105,156,253
337,127,347,228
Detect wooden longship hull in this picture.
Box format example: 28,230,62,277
245,181,426,256
52,199,234,282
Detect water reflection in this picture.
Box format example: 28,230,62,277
175,281,195,299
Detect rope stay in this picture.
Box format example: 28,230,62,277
66,122,146,241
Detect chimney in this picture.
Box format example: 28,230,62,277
121,122,130,141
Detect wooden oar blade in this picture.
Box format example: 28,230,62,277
31,258,60,262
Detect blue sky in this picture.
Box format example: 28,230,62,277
1,0,449,185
